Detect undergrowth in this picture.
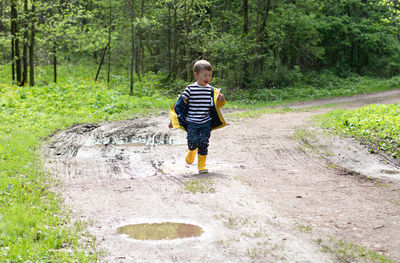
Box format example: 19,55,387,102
226,76,400,109
2,64,400,110
318,103,400,159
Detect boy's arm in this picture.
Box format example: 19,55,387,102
182,86,190,104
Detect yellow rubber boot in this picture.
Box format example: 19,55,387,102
198,154,208,174
185,149,198,164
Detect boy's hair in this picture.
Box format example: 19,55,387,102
193,60,212,73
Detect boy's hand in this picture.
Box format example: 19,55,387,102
168,122,173,129
217,93,225,101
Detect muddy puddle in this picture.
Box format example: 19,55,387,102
47,118,186,158
380,169,400,175
91,132,175,147
116,222,203,240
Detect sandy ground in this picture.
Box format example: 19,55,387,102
44,89,400,262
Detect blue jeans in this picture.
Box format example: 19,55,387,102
187,121,212,155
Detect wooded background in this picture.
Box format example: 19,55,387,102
0,0,399,92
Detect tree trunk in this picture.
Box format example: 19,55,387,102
172,0,178,79
11,0,21,85
139,0,145,75
258,0,272,83
243,0,249,35
22,0,28,85
11,1,15,82
95,43,109,82
29,0,35,86
107,0,112,84
130,0,136,94
167,3,171,72
53,41,57,83
221,0,227,80
261,0,271,38
180,0,192,80
241,0,249,89
135,41,140,81
15,28,22,85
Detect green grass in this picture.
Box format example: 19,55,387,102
226,106,294,121
182,178,215,194
224,216,250,230
226,76,400,108
0,77,173,261
295,223,313,233
318,238,397,263
318,103,400,159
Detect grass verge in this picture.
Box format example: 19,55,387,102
226,76,400,108
317,103,400,159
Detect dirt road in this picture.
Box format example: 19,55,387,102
45,90,400,262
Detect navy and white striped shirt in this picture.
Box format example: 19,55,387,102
181,83,213,124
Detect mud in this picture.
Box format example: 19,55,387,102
117,222,203,240
44,89,400,262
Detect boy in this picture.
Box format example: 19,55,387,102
169,60,226,174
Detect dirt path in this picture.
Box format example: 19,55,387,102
45,90,400,262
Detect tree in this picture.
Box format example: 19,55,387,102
11,0,21,85
139,0,145,75
22,0,28,85
241,0,249,89
107,0,112,84
37,0,109,83
29,0,35,86
129,0,136,94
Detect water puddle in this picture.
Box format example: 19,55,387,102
380,169,400,175
117,222,203,240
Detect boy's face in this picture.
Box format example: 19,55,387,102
194,70,212,87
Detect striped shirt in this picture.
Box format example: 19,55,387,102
181,83,213,124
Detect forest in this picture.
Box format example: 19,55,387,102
1,0,400,93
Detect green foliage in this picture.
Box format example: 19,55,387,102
319,0,400,77
227,75,400,106
318,103,400,158
269,3,325,70
0,76,172,261
3,0,400,91
380,0,400,24
207,0,400,90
